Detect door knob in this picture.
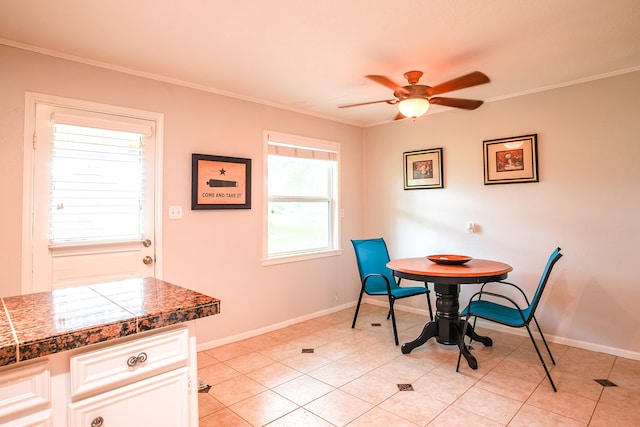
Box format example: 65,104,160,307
142,239,152,247
143,256,154,265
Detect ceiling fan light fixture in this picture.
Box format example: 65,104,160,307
398,97,430,119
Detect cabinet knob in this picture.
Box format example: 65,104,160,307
91,416,104,427
126,352,148,367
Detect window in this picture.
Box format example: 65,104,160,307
264,131,340,262
49,121,148,246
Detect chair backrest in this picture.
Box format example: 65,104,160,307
351,238,398,293
523,247,563,321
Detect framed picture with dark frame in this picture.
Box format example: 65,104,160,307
403,148,444,190
483,134,538,185
191,153,251,209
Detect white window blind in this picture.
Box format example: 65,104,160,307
267,142,337,161
266,133,339,258
49,118,148,246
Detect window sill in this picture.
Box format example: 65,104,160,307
261,248,343,266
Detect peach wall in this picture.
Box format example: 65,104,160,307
363,70,640,358
0,45,365,345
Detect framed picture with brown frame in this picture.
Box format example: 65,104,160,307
483,134,538,185
191,153,251,209
403,148,444,190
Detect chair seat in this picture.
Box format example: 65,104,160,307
461,300,529,328
366,286,428,299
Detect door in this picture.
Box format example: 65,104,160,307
26,96,161,293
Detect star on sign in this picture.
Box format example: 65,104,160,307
219,168,226,175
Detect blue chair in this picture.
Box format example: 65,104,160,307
457,247,563,391
351,238,433,345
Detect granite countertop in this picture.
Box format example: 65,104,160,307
0,277,220,367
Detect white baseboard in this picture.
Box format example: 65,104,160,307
471,319,640,361
196,301,356,352
198,298,640,362
363,298,640,361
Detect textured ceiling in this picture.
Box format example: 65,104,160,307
1,0,639,126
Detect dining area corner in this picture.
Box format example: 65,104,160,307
384,246,563,391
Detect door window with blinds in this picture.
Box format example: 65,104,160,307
49,118,148,246
265,131,340,262
30,101,158,292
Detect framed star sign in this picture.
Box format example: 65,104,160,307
191,153,251,209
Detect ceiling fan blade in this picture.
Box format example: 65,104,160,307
427,71,490,96
338,99,397,108
429,97,484,110
394,112,407,120
366,75,410,95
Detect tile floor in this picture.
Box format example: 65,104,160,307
197,304,640,426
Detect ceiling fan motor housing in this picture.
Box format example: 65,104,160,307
394,84,430,100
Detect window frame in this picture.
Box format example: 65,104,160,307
262,131,342,265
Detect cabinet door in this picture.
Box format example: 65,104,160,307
68,368,189,427
0,361,49,424
3,410,51,426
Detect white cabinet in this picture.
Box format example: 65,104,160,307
0,360,51,426
65,325,195,427
1,325,197,427
68,368,189,427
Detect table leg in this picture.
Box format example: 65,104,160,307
463,320,493,347
456,319,493,370
456,329,478,369
401,321,438,354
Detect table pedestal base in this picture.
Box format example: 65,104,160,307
400,319,492,368
400,283,492,369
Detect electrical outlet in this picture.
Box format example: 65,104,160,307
169,205,182,219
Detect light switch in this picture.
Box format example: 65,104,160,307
467,222,475,233
169,205,182,219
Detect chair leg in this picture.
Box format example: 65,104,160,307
351,290,365,329
389,298,399,345
469,316,479,347
525,325,557,392
532,316,556,365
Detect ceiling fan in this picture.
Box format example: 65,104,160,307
339,70,490,120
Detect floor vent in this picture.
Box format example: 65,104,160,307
594,379,617,387
397,384,414,391
301,348,314,353
371,323,382,327
197,380,211,393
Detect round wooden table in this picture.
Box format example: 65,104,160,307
387,257,512,368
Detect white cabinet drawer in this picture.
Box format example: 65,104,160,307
68,367,189,427
70,327,188,400
0,361,50,423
